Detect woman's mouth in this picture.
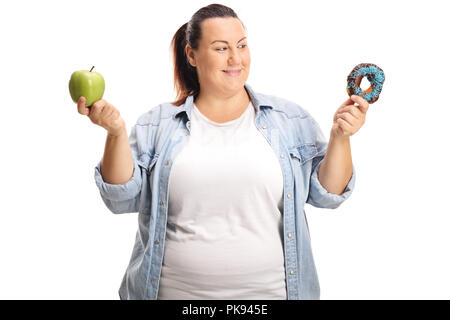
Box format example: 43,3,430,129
222,69,242,77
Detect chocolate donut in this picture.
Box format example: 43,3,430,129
346,63,385,104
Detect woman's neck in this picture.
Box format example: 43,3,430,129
193,87,250,120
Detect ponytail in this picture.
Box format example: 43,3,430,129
170,22,199,106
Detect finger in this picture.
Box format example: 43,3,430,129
337,117,353,135
337,106,362,120
111,111,121,122
335,111,356,125
89,99,108,118
91,99,107,110
351,95,369,113
337,105,354,114
77,96,89,115
88,100,107,120
102,104,115,118
336,102,351,116
341,97,354,107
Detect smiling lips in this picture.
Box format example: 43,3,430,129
222,69,242,77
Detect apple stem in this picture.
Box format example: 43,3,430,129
90,66,95,72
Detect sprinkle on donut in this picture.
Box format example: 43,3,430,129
346,63,385,104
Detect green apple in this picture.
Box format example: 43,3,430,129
69,66,105,107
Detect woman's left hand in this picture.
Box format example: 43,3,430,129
331,95,369,139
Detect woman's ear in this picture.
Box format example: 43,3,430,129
185,44,196,67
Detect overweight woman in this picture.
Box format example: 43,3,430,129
77,4,367,300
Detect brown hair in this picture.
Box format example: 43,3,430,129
170,3,245,106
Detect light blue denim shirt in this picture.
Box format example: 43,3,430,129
94,83,356,300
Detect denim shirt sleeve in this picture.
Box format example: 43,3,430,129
94,124,143,214
306,117,356,209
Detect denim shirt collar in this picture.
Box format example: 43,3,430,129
172,82,280,121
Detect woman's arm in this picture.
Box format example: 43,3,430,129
101,126,134,185
317,135,353,195
317,94,369,195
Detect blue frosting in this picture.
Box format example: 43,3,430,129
347,64,385,103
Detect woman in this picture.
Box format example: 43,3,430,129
78,3,367,300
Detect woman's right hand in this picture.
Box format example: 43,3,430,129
77,96,126,137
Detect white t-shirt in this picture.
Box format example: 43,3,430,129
157,100,287,300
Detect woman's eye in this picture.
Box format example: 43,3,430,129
216,44,247,51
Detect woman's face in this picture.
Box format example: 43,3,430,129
186,17,250,97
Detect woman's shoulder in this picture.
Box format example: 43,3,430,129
135,102,177,126
255,90,313,120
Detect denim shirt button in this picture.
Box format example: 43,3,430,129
160,200,164,205
287,193,292,198
290,270,294,275
288,233,292,238
154,239,159,245
165,160,169,166
262,125,267,129
280,153,285,158
151,277,155,282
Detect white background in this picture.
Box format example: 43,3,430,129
1,0,449,299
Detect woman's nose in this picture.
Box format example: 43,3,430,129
227,49,242,64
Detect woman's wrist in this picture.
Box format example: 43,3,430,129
107,125,127,138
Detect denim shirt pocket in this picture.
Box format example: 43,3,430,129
288,143,318,165
136,152,159,214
